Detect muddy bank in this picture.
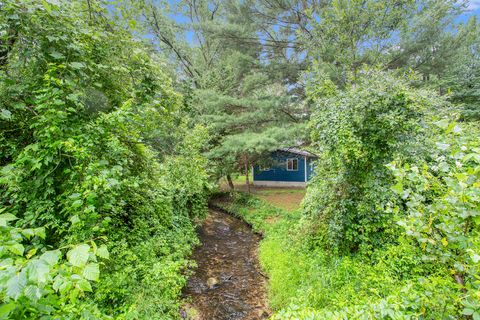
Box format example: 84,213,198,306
182,209,269,320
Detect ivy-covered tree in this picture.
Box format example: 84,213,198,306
303,69,442,254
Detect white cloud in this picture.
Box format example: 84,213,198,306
467,0,480,10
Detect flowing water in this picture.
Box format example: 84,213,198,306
182,209,269,320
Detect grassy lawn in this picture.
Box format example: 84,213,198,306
218,173,306,212
255,188,305,212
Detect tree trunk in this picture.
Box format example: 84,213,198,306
226,174,234,191
245,158,251,193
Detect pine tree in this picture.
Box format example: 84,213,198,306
128,0,307,188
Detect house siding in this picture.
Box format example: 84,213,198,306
253,151,308,183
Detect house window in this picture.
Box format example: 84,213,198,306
286,158,298,171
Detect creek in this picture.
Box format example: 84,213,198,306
182,209,269,320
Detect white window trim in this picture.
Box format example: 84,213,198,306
286,158,299,171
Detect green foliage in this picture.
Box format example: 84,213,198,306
0,212,108,319
389,120,480,318
272,274,460,319
251,75,477,318
303,69,436,254
219,183,471,319
1,1,478,319
0,0,210,318
428,17,480,120
218,72,479,319
216,193,460,319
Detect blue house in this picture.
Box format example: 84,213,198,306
253,148,317,187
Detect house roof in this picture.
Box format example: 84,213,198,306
277,147,318,158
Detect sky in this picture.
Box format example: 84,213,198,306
467,0,480,11
139,0,480,47
461,1,480,21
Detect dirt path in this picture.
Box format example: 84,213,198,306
182,209,269,320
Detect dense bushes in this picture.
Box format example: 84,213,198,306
221,188,470,319
388,120,480,318
303,70,437,254
0,1,209,318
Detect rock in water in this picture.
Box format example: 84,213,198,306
207,277,219,289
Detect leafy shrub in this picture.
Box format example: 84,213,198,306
303,70,440,254
389,120,480,318
0,211,108,319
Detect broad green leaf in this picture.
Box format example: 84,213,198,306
0,212,17,227
8,243,24,256
34,228,46,239
21,229,35,239
23,285,42,301
464,308,475,316
0,109,11,120
435,119,450,129
96,245,109,259
52,275,63,291
77,279,92,292
0,302,16,318
49,51,65,60
71,200,83,208
27,260,50,283
40,250,61,266
6,274,26,300
83,263,100,281
70,215,80,225
0,213,17,222
69,193,81,199
67,244,90,267
391,182,403,194
69,62,86,70
59,280,73,295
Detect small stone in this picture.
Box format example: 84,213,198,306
207,277,219,289
257,309,269,318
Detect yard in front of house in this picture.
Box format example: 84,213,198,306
219,174,306,212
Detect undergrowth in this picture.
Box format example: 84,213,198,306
214,192,464,319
